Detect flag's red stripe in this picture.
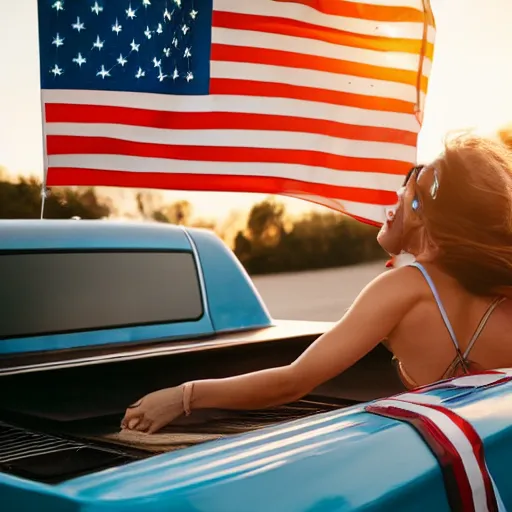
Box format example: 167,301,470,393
366,404,475,511
45,105,417,145
425,404,499,512
46,135,412,177
46,168,396,205
212,11,435,59
210,78,416,114
286,194,382,227
271,0,429,24
211,44,430,94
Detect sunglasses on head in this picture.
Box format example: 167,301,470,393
402,164,439,213
403,164,425,187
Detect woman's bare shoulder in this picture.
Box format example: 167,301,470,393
369,265,430,294
352,265,430,317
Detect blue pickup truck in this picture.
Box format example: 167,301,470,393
0,219,510,511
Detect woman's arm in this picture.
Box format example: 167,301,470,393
191,266,420,410
122,267,421,433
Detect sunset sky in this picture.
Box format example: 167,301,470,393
1,0,511,219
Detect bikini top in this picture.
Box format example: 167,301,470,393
392,262,506,390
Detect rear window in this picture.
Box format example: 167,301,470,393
0,251,203,339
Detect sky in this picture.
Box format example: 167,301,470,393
1,0,511,219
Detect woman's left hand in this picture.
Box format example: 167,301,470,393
121,386,185,434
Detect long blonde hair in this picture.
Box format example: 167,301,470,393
416,127,512,297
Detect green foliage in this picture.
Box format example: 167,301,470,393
234,198,386,275
0,177,111,219
0,175,384,274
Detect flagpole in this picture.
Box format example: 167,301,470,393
36,2,48,220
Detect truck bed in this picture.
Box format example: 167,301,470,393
0,323,403,485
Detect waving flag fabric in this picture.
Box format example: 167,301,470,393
37,0,435,225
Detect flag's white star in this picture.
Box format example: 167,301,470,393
158,70,167,82
185,71,194,82
163,47,171,57
126,5,137,19
181,24,189,35
96,65,111,79
52,33,65,47
144,26,152,39
172,67,179,80
92,35,104,50
142,0,151,7
190,9,198,19
52,1,64,11
50,64,63,76
184,47,191,58
172,37,178,48
112,18,122,34
72,16,85,32
156,23,163,34
72,53,86,66
117,54,128,66
130,39,140,52
91,1,103,15
163,8,171,21
152,57,162,68
173,0,181,7
135,67,145,78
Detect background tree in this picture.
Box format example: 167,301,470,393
0,177,111,219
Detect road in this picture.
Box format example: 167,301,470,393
252,261,386,322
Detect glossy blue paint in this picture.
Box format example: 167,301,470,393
0,220,272,354
0,320,215,355
0,219,192,251
2,401,451,512
6,376,512,511
185,227,272,332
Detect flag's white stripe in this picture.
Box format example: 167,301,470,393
284,193,387,223
395,392,444,405
211,61,423,104
45,124,416,162
212,27,433,76
47,154,405,192
213,0,435,43
42,90,420,133
375,399,489,512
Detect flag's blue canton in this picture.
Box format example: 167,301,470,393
37,0,213,95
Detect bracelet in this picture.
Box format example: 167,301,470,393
182,382,195,416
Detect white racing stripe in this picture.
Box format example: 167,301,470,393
211,61,423,104
42,90,421,133
374,398,489,511
213,0,435,43
212,27,433,76
47,155,405,192
45,124,417,162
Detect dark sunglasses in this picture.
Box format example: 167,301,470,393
403,164,425,187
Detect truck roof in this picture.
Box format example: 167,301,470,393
0,219,277,356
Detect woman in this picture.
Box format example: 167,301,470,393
122,131,512,434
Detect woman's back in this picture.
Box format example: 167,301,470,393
387,263,512,388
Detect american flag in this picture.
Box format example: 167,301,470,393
38,0,435,225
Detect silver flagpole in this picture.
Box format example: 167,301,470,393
36,3,49,220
